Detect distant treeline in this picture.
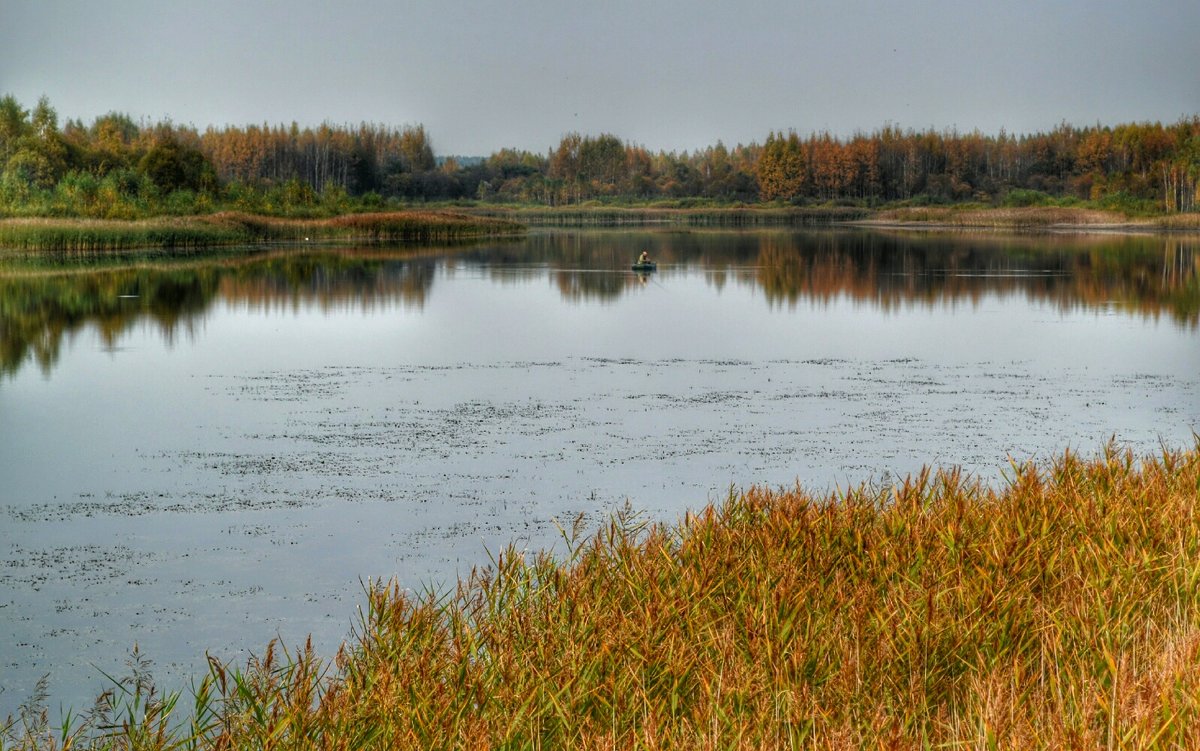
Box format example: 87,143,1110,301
1,94,1197,217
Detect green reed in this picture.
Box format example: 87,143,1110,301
0,219,245,252
5,442,1200,749
0,212,524,252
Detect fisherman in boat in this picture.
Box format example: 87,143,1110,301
638,250,650,264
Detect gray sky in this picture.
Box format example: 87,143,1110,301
1,0,1197,155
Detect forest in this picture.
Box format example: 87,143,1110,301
1,94,1197,218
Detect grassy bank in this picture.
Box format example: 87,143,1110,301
462,202,1200,231
2,206,1197,248
466,204,870,227
5,444,1200,749
855,205,1200,231
0,211,525,252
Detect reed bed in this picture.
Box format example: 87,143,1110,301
1153,213,1200,231
0,217,247,252
203,211,525,243
5,443,1200,750
864,206,1148,229
469,206,870,227
0,212,524,252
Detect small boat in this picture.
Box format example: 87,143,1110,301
631,261,657,272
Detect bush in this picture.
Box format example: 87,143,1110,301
162,189,199,215
1001,188,1056,207
1098,190,1161,216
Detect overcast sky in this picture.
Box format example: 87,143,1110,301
1,0,1197,155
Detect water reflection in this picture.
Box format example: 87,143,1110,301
1,230,1196,376
749,233,1200,319
216,253,437,314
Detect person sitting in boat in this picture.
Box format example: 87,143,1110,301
638,251,650,264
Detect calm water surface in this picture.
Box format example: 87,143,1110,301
1,228,1198,714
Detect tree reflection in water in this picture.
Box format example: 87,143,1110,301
1,231,1196,377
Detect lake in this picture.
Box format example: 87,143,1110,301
1,227,1197,716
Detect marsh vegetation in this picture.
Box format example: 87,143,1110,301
4,445,1200,749
0,212,522,252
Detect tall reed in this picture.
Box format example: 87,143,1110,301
0,212,524,252
469,205,869,227
5,443,1200,749
864,205,1200,229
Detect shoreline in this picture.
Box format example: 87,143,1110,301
4,444,1199,747
841,219,1185,234
1,207,1197,253
468,203,1200,233
841,205,1200,234
0,211,525,252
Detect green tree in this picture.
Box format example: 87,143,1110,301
0,95,30,163
1,97,68,195
578,134,625,194
89,112,140,173
137,137,216,194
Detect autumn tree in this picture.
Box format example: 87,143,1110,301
2,93,1199,213
755,131,805,201
548,132,583,202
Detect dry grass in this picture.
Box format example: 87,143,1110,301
1153,213,1200,231
860,206,1200,231
5,443,1200,749
199,211,524,242
865,206,1148,228
468,205,870,227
